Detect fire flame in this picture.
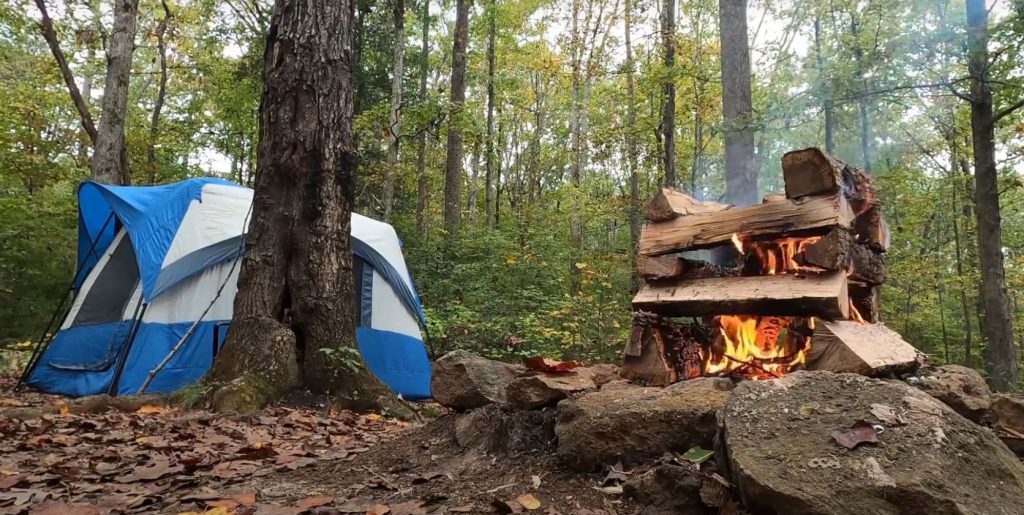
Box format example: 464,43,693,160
705,234,822,379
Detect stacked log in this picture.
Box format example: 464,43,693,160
622,148,919,383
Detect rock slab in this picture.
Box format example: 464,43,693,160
431,350,525,410
720,370,1024,515
913,364,991,422
506,369,600,410
555,377,734,470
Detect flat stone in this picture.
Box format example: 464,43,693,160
721,370,1024,515
430,350,524,411
913,364,991,422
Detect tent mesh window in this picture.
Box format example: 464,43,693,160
71,232,140,327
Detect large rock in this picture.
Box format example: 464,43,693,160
431,350,525,410
720,371,1024,515
454,404,556,454
507,369,599,410
991,393,1024,433
555,377,734,470
913,364,991,422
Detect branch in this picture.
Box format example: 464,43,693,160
35,0,97,144
994,97,1024,122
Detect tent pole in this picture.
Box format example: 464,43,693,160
106,301,147,396
16,212,117,391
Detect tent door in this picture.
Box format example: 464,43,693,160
47,319,135,371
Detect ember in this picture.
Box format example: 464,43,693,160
622,148,919,384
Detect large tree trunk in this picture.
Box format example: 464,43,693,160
625,0,641,292
383,0,405,222
661,0,676,188
485,0,497,229
92,0,141,185
966,0,1018,391
719,0,756,206
206,0,406,415
146,0,171,185
414,0,429,237
443,0,470,240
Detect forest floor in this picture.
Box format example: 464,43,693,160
0,376,631,515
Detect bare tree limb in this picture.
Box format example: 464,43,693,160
35,0,97,144
994,97,1024,122
147,0,172,184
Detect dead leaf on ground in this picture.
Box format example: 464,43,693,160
448,505,475,513
492,499,526,514
411,471,442,484
832,421,880,449
367,503,391,515
295,495,335,510
516,493,542,510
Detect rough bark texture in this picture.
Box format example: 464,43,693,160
661,0,676,188
625,0,641,291
443,0,470,239
92,0,141,185
383,0,405,222
966,0,1018,391
813,15,834,154
414,0,429,237
206,0,403,415
719,0,756,206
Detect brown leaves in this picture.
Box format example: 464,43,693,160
523,357,580,373
832,421,880,449
0,396,404,513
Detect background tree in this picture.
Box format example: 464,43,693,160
443,0,470,240
719,0,756,205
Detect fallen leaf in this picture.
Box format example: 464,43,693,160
411,471,442,484
29,501,101,515
523,357,580,373
492,499,525,514
115,459,182,482
593,485,623,495
390,500,427,515
448,505,475,513
295,496,335,510
531,475,542,489
136,404,171,414
367,503,390,515
516,493,542,510
870,403,905,426
680,446,714,464
832,421,880,449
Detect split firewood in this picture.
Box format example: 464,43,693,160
762,193,787,203
639,194,854,256
806,320,921,376
800,228,886,285
849,284,881,323
781,148,849,199
632,271,850,319
637,255,739,281
854,204,892,252
644,188,729,221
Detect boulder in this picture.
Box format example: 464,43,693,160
431,350,525,410
555,377,734,470
623,464,709,515
991,393,1024,433
720,371,1024,515
912,364,991,422
507,369,598,411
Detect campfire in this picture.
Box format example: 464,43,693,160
623,148,920,384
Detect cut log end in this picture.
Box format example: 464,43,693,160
644,188,728,221
806,320,921,376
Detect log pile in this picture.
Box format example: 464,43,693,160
622,148,920,385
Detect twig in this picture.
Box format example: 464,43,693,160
486,483,517,494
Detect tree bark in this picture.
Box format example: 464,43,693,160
661,0,676,188
443,0,470,240
146,0,172,185
92,0,141,185
415,0,429,237
966,0,1018,391
849,17,872,172
383,0,405,222
468,137,481,221
206,0,405,415
625,0,641,292
485,0,497,229
569,0,584,294
719,0,756,206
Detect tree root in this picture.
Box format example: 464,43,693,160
0,393,169,420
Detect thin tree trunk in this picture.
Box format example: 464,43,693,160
661,0,676,188
849,17,872,171
468,138,480,221
383,0,405,222
34,0,98,147
948,138,975,365
719,0,756,206
92,0,141,185
415,0,429,237
146,0,172,185
443,0,470,240
207,0,405,415
966,0,1018,391
813,14,834,154
625,0,641,292
485,0,497,229
569,0,584,295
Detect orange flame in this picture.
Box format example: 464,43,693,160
704,315,813,379
731,233,744,254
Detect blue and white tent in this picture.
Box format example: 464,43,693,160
23,178,431,399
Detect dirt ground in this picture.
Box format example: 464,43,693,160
0,376,635,515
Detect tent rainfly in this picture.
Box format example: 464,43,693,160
21,178,432,399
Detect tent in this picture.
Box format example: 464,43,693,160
22,178,431,399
